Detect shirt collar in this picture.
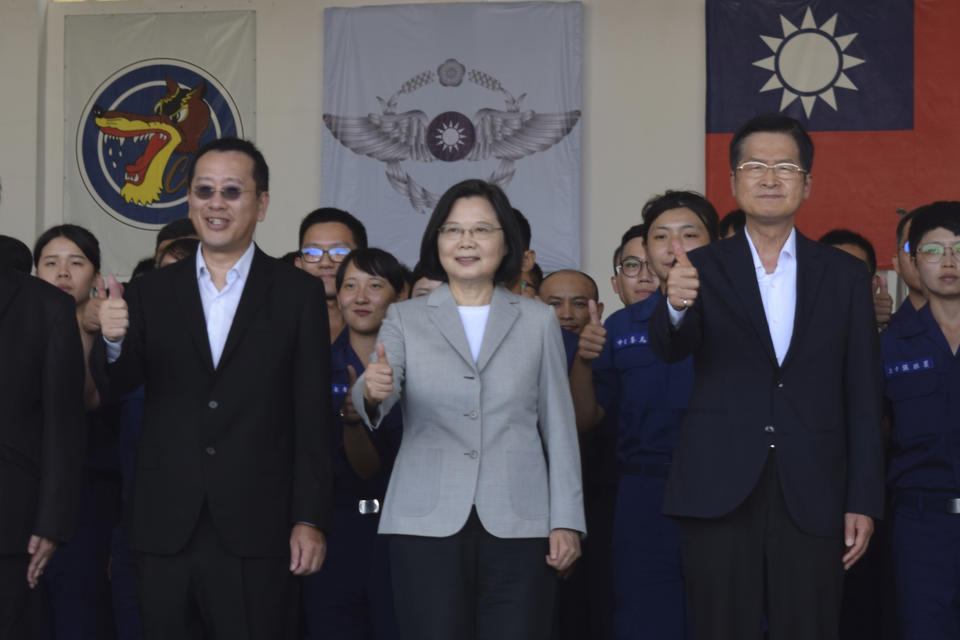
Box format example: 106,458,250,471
196,242,256,283
745,227,796,273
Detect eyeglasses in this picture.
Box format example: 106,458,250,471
191,185,255,201
616,257,651,278
301,246,351,263
438,223,502,241
916,241,960,263
736,161,807,180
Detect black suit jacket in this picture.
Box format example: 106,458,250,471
0,268,85,552
99,247,333,556
649,231,884,538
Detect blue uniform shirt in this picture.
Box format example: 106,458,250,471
330,330,403,501
561,327,578,373
888,298,923,330
592,291,693,464
882,305,960,493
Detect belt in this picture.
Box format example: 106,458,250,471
896,493,960,514
620,461,672,477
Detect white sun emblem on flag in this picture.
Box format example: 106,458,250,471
752,7,865,118
435,120,468,153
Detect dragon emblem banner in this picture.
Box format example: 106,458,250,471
321,2,582,271
64,12,255,275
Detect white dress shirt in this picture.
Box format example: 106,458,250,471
668,228,797,366
105,242,256,367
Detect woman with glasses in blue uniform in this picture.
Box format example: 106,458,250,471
572,191,718,640
303,248,404,640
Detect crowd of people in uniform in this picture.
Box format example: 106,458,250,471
1,112,959,640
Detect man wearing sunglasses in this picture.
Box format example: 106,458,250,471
95,137,333,639
295,208,367,343
882,201,960,640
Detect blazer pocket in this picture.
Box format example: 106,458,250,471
390,448,442,517
506,450,549,519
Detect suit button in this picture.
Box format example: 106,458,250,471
764,425,775,434
205,446,216,456
468,450,478,459
776,380,784,388
468,410,478,419
208,400,218,409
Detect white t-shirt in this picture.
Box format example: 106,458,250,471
457,305,491,361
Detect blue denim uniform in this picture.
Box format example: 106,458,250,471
303,330,402,640
882,305,960,640
593,291,693,640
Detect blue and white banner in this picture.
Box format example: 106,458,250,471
64,12,256,276
321,2,582,271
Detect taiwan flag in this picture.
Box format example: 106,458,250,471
705,0,960,269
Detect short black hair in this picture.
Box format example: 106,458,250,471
718,209,746,238
0,235,33,274
896,208,918,248
156,217,197,250
131,257,156,279
907,201,960,258
279,250,300,266
819,229,877,275
642,191,719,242
541,269,600,301
513,208,532,251
418,179,524,285
529,263,544,288
156,237,198,266
33,224,101,272
335,247,406,295
298,207,368,249
188,136,269,194
616,224,647,273
729,114,814,172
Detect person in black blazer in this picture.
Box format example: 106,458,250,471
0,266,86,638
96,137,333,639
649,114,884,640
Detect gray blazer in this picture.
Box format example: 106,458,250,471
352,284,585,538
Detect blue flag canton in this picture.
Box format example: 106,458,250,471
706,0,913,133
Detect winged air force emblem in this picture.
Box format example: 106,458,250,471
323,59,581,214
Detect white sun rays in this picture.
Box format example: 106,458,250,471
752,7,865,118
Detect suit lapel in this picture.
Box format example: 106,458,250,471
718,234,778,367
476,286,520,372
218,247,271,371
173,256,214,373
427,284,479,371
781,232,826,369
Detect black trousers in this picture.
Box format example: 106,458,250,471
389,507,557,640
0,553,51,640
136,506,299,640
677,451,845,640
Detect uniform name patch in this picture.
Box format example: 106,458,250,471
885,358,935,377
613,332,649,350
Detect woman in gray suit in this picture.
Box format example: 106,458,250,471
352,179,586,640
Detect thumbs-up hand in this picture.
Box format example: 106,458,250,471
79,276,107,333
666,241,700,312
363,342,394,404
98,274,129,341
576,299,607,362
340,365,363,426
873,274,892,328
